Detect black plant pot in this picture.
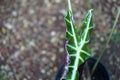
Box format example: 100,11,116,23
55,58,110,80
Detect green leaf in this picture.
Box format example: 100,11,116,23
62,9,93,80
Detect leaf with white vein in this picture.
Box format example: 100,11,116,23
61,9,93,80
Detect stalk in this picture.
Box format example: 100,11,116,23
92,7,120,75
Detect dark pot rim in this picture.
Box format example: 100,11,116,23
55,57,110,80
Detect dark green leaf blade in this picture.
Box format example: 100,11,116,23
61,9,93,80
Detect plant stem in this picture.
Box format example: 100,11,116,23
68,0,72,13
68,0,74,22
92,7,120,75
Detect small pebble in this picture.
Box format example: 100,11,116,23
41,57,47,63
23,78,27,80
2,28,7,34
41,69,46,74
51,55,56,61
50,37,58,43
41,50,47,54
48,19,53,25
4,23,13,29
59,48,64,53
12,11,17,17
47,71,50,75
55,0,61,3
51,31,56,36
53,66,57,72
23,22,29,28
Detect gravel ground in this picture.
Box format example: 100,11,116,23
0,0,120,80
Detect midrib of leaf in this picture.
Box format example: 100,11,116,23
70,10,93,80
69,18,78,48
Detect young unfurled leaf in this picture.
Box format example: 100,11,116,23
61,9,93,80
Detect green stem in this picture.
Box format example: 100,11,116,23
68,0,74,22
68,0,72,13
92,7,120,75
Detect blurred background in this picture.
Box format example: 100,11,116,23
0,0,120,80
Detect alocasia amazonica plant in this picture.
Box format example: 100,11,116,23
61,8,94,80
59,0,120,79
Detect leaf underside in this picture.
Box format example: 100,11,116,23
62,9,93,80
